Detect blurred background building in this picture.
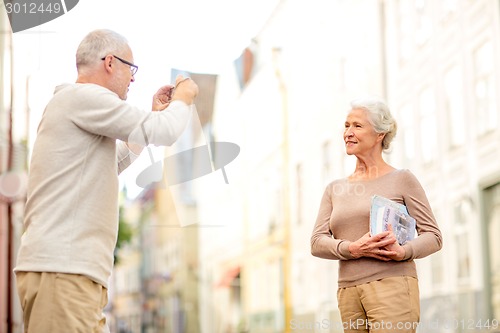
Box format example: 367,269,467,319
0,13,15,333
2,0,500,332
1,8,28,333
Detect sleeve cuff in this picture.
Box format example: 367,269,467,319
339,241,355,260
402,243,414,261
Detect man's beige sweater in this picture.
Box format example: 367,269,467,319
311,169,442,288
15,83,193,288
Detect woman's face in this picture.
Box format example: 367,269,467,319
343,108,384,156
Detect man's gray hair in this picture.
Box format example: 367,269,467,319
350,96,398,151
76,29,129,71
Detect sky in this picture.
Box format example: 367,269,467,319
6,0,279,198
11,0,280,78
10,0,280,104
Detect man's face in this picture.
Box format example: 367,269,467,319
109,48,136,100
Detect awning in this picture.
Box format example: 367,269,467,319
216,266,240,288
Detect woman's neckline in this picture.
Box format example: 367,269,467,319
346,168,400,183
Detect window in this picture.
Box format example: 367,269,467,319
418,88,438,163
415,0,432,46
473,41,497,135
430,208,445,288
444,66,466,147
431,249,444,287
456,232,470,280
398,0,414,63
483,183,500,322
454,200,472,283
399,104,415,165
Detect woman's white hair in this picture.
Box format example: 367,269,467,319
76,29,129,72
350,96,398,151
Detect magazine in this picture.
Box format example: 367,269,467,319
369,195,416,245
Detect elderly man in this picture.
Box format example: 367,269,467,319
14,29,198,332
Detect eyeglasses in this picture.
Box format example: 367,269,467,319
101,54,138,76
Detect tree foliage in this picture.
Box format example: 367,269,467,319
114,205,134,264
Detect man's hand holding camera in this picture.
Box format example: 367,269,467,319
152,75,199,111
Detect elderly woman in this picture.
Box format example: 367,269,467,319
310,97,442,333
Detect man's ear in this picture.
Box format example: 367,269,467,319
102,55,113,74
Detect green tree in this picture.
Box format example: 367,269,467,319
114,205,134,264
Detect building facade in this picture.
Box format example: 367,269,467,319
111,69,220,333
383,0,500,331
112,186,201,333
1,6,28,333
0,9,15,333
195,1,387,332
112,0,500,332
194,0,500,332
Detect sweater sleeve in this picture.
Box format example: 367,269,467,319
128,101,194,147
116,141,141,175
69,85,192,147
400,170,443,260
310,184,355,260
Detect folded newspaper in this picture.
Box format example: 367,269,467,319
369,195,416,245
